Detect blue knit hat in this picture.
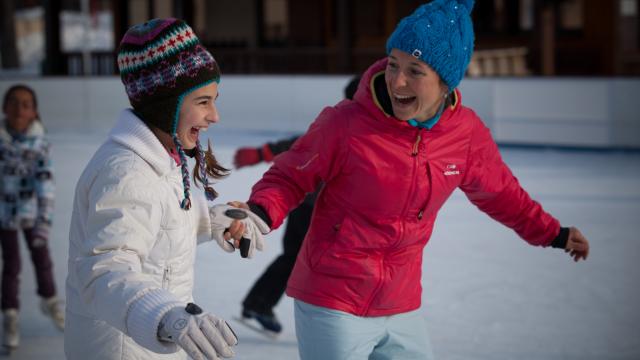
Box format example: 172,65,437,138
386,0,475,91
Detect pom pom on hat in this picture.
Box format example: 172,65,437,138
386,0,475,91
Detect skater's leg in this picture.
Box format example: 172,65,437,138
23,228,56,299
281,199,311,258
369,309,435,360
0,229,21,311
294,300,384,360
23,228,64,330
1,229,21,348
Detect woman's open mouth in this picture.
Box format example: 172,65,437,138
393,94,416,106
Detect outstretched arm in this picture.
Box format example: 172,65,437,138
234,136,300,169
460,118,590,262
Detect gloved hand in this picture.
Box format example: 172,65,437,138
158,303,237,360
233,147,261,168
209,204,270,258
233,144,274,169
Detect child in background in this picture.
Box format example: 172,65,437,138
0,84,64,350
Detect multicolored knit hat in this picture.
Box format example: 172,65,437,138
117,18,220,210
386,0,475,91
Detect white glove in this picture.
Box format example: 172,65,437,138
158,303,237,360
209,204,270,258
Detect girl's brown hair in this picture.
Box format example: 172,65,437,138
193,139,229,200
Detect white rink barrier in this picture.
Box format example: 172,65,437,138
1,76,639,148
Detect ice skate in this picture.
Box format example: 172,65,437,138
234,308,282,339
2,309,19,350
40,296,65,331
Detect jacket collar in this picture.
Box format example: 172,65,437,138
0,119,46,142
353,57,462,133
109,109,176,176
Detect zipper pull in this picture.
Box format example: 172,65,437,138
411,132,422,156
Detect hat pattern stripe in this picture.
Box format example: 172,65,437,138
119,18,176,45
122,45,216,102
118,25,198,74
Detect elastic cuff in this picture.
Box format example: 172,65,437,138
261,144,275,162
126,289,183,354
550,227,569,249
33,219,51,238
247,202,272,228
32,226,49,240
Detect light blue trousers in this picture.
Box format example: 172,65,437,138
294,300,435,360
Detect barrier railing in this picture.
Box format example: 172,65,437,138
467,47,530,77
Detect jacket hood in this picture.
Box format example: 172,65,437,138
108,109,176,177
353,57,463,133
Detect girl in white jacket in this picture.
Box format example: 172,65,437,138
65,18,268,360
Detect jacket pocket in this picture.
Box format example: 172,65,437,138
309,216,370,278
308,216,348,270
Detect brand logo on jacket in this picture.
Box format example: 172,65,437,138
444,164,460,176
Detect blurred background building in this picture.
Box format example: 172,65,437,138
1,0,639,77
1,0,639,150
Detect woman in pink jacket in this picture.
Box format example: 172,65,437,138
233,0,590,358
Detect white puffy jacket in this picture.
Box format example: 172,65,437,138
65,109,213,360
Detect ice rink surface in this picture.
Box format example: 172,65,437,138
3,129,639,359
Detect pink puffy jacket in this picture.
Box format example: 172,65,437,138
249,58,560,317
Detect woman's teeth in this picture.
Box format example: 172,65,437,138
395,95,415,105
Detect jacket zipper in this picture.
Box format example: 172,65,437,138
412,129,432,220
417,162,433,220
404,128,423,217
411,131,422,157
162,265,171,289
362,128,423,315
397,128,422,243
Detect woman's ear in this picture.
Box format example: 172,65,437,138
439,82,450,98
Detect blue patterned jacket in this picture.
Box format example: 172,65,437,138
0,119,54,238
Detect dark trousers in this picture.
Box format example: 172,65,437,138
242,199,313,315
0,228,56,310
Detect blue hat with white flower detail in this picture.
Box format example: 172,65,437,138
386,0,475,91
